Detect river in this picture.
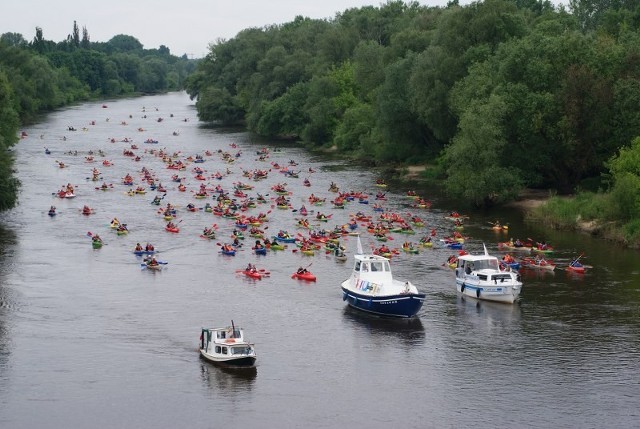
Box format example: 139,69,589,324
0,92,638,428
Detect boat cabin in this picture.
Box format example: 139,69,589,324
200,327,254,356
350,254,393,284
456,255,516,282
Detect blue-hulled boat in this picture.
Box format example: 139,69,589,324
340,237,425,318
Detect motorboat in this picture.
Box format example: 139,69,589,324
454,245,523,303
340,237,425,318
199,323,256,367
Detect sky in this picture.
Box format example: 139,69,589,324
1,0,470,58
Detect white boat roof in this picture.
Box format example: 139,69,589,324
458,254,498,262
353,253,390,262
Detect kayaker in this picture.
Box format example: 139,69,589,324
135,243,143,251
148,257,159,267
145,243,154,252
297,267,309,275
254,240,264,249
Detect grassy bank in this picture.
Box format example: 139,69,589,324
524,192,640,249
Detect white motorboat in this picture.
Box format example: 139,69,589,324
340,236,425,318
454,245,523,304
199,322,256,367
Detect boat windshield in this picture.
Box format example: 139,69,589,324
473,259,499,271
231,346,253,355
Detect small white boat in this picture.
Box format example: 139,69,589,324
454,245,523,304
199,323,256,367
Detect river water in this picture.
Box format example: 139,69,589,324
0,92,638,428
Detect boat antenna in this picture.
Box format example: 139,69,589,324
483,243,489,256
356,234,363,255
231,320,235,338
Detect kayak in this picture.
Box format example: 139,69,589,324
402,247,419,254
291,271,316,282
254,247,267,256
92,241,103,249
165,226,180,233
239,269,262,279
566,264,585,274
141,264,163,271
220,249,236,256
268,243,286,251
133,250,156,256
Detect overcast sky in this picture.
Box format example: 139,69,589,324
1,0,475,58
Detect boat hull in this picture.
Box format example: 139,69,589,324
455,279,520,304
200,350,256,367
341,287,425,318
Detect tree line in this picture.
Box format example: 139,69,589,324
0,21,198,210
185,0,640,208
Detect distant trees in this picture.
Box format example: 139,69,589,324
187,0,640,206
0,21,198,211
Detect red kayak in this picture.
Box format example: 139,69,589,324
291,271,316,282
165,226,180,233
566,264,585,274
238,269,262,280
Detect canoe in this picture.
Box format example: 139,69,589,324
291,271,317,282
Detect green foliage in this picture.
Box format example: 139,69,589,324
0,24,198,212
186,0,640,213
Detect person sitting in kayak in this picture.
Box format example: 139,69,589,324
117,224,128,232
232,237,241,247
145,243,154,252
246,263,257,273
297,267,309,275
147,257,159,266
379,244,391,254
254,240,264,249
514,238,524,247
135,243,143,252
152,196,162,205
502,254,514,263
49,205,56,214
166,221,176,230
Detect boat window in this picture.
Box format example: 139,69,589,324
478,274,487,281
492,274,512,282
474,259,499,271
231,346,252,355
221,347,228,355
215,346,221,353
354,261,361,272
361,263,369,272
383,261,390,272
370,262,383,272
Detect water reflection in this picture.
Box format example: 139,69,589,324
199,360,257,393
456,296,522,330
341,307,425,346
0,224,17,378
